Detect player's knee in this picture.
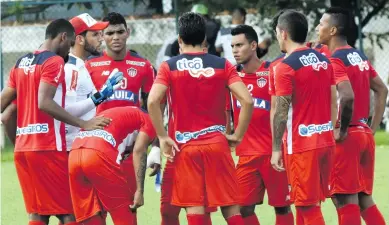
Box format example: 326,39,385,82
110,205,137,225
160,202,180,218
57,214,76,224
29,214,49,224
274,206,291,215
358,192,375,211
334,193,359,207
239,205,255,217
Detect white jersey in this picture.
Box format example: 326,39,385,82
215,25,238,65
64,53,96,150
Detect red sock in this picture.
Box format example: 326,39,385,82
276,212,294,225
338,204,361,225
64,223,79,225
227,215,244,225
295,209,304,225
81,215,106,225
161,202,180,225
243,214,260,225
187,214,205,225
361,205,386,225
205,213,212,225
28,221,46,225
336,208,342,224
296,206,325,225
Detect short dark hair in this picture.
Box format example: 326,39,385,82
271,10,285,32
178,12,206,46
232,7,247,18
277,10,308,44
231,25,258,44
45,19,75,39
103,12,128,29
325,7,351,37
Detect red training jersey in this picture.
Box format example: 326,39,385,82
8,51,66,152
86,51,154,113
71,106,156,164
155,52,241,147
274,47,335,154
331,45,377,128
268,54,286,96
233,61,272,156
306,42,331,57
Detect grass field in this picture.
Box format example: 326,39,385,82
1,132,389,225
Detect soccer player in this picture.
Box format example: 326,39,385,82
231,24,294,225
316,7,388,225
148,12,253,225
0,19,110,225
65,13,124,150
69,106,155,225
271,10,337,225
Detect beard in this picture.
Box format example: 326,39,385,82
84,39,101,56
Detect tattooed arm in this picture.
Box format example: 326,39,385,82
131,131,151,210
272,95,292,152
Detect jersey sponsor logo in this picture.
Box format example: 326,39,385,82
90,61,111,67
126,60,146,67
257,77,267,88
54,65,63,83
75,130,116,147
176,57,215,78
238,72,245,77
19,55,36,74
298,121,333,137
256,71,269,76
347,52,369,71
299,53,328,71
127,67,137,77
237,98,270,110
107,90,139,103
16,123,49,136
175,125,226,144
101,70,110,76
70,70,78,91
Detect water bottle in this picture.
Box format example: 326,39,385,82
155,170,161,192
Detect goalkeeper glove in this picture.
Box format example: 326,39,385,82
91,68,123,106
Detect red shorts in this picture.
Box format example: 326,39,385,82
330,127,375,195
161,161,217,212
69,148,136,223
236,155,290,207
14,151,73,215
171,141,239,208
286,146,333,206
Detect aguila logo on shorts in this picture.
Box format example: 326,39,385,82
257,77,267,88
76,129,116,147
127,67,137,77
298,121,333,137
16,123,49,136
347,52,369,71
90,61,111,67
299,53,328,71
176,57,215,78
175,125,225,143
19,55,36,75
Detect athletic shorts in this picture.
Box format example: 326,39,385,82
171,140,239,208
286,146,334,206
14,151,73,215
330,126,375,195
236,155,290,207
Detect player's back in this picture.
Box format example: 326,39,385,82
71,106,154,163
10,51,66,151
161,53,238,145
332,46,375,128
276,47,334,154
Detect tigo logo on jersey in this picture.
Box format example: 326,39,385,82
257,77,267,88
127,68,137,77
90,61,111,67
298,121,333,137
176,57,215,78
126,60,146,67
19,55,36,74
175,125,226,143
347,52,369,71
299,53,328,71
76,130,116,147
16,123,49,136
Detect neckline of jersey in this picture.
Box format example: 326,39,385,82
240,61,266,75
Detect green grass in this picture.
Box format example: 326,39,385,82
1,132,389,224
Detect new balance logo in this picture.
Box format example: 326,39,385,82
299,53,328,71
101,70,110,76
